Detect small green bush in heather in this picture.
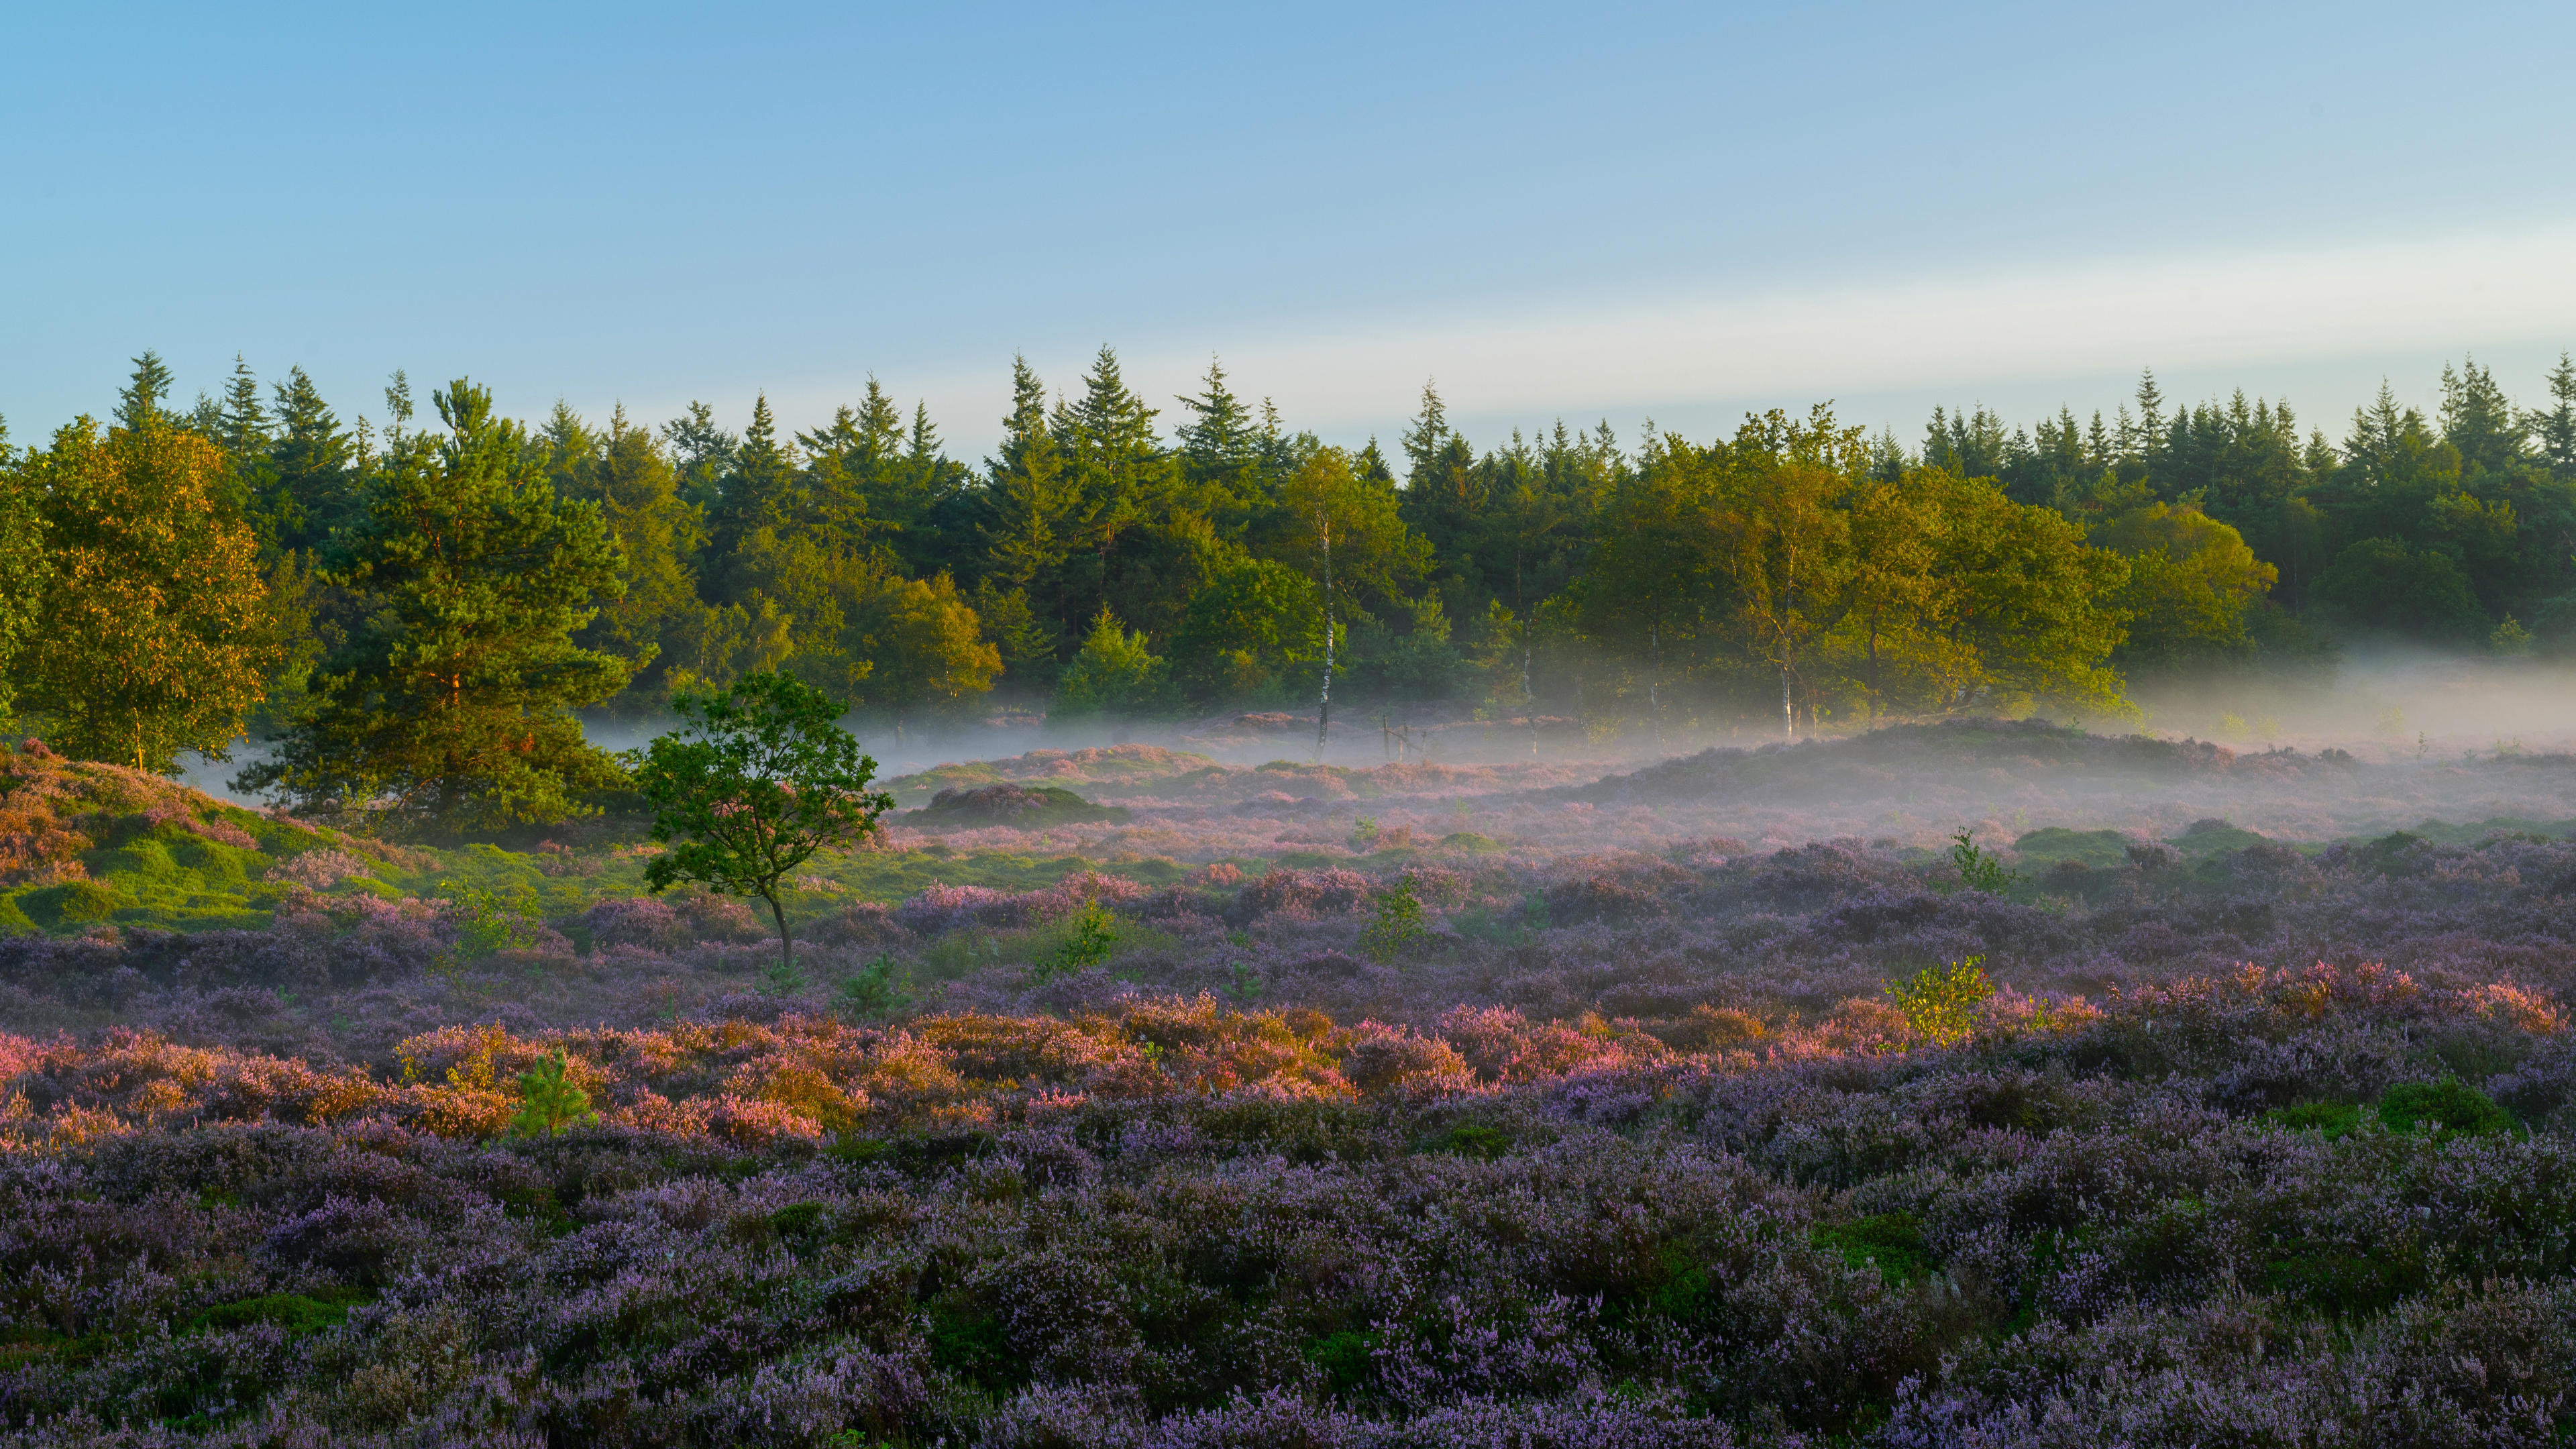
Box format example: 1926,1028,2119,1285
2378,1081,2514,1136
1885,957,1995,1046
1360,875,1428,963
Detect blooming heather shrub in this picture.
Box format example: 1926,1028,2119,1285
582,894,692,953
1230,865,1371,923
806,899,909,947
274,847,372,890
1334,1022,1477,1096
898,879,1016,934
0,966,2568,1442
669,887,767,942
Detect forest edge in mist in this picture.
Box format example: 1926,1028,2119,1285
7,347,2573,828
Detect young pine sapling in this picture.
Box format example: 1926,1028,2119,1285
508,1051,596,1138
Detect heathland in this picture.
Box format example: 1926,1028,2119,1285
7,719,2576,1444
10,349,2576,1443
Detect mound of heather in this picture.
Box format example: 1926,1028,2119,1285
909,782,1132,829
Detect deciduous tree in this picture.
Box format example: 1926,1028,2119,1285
631,671,892,973
13,416,275,770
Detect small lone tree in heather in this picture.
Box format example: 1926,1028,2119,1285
509,1051,597,1137
631,672,892,977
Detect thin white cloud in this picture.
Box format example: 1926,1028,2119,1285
743,221,2576,454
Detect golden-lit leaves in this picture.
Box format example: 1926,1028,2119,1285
15,418,278,770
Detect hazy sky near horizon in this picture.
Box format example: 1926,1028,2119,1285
9,1,2576,458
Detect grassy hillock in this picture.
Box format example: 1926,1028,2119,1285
0,742,1185,938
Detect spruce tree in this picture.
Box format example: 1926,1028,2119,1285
1399,380,1450,486
268,366,358,551
660,400,737,517
2438,355,2524,475
706,394,800,590
219,354,268,460
2532,353,2576,478
983,356,1079,602
114,351,175,431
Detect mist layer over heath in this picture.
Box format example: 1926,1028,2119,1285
11,345,2576,835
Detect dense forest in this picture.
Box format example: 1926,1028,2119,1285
2,347,2573,829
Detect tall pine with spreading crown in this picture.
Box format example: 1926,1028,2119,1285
241,379,637,832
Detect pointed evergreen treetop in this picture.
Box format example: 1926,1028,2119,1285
117,350,176,431
1400,380,1450,483
2531,352,2576,478
219,354,268,460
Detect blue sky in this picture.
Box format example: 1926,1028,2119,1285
7,2,2575,459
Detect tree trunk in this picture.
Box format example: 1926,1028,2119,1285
763,888,792,977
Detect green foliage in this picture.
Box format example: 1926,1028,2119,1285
1813,1212,1933,1283
508,1051,596,1138
242,380,635,830
838,953,911,1018
1884,957,1996,1046
2092,502,2276,671
188,1291,368,1339
1304,1329,1382,1397
1169,555,1324,706
38,348,2576,769
1035,901,1120,981
1359,875,1428,963
2314,537,2489,642
13,417,276,770
2377,1081,2514,1136
0,451,46,725
1052,608,1171,721
768,1201,827,1238
633,671,892,975
2266,1101,2364,1138
1434,1124,1513,1160
1947,829,2019,894
20,880,120,928
441,880,542,958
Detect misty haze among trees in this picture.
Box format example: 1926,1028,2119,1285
2,347,2571,830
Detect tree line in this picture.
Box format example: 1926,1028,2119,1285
0,346,2568,830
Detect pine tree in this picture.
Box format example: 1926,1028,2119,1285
241,379,639,831
115,351,176,431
